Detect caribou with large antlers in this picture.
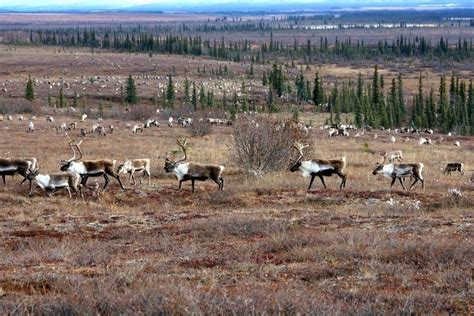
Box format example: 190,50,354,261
288,141,347,190
164,138,224,193
59,138,125,190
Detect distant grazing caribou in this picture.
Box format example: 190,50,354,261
444,163,464,176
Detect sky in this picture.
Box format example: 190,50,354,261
0,0,158,6
0,0,470,10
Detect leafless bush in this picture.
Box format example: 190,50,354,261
230,116,309,176
190,117,211,137
117,104,156,121
0,98,42,115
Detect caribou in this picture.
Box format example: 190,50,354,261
382,150,404,163
444,163,464,176
117,159,151,185
27,168,82,198
164,138,224,193
59,138,125,191
288,141,347,190
0,158,32,188
132,124,144,133
372,156,424,190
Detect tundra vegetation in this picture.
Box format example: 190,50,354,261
0,9,472,314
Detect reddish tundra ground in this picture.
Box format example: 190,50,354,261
0,115,472,314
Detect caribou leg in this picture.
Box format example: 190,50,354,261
103,174,110,191
307,174,316,191
113,174,126,190
220,177,224,191
336,171,346,189
390,177,397,188
399,177,407,190
318,175,327,189
212,178,221,191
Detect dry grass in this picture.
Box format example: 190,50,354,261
0,39,472,313
0,112,472,314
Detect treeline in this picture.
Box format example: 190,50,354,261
4,28,474,62
280,66,474,135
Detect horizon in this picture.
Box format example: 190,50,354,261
1,0,474,12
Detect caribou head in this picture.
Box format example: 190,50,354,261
288,141,309,172
164,138,190,173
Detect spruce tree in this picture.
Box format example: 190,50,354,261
397,73,406,124
126,75,138,104
437,75,449,133
166,75,175,108
72,90,78,108
184,77,190,105
312,72,324,110
426,88,436,128
58,87,65,108
468,79,474,135
199,84,206,109
389,78,398,127
191,82,197,111
25,75,35,101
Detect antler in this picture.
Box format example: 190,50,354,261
379,151,387,165
60,136,83,164
175,138,189,163
291,141,308,162
73,139,83,162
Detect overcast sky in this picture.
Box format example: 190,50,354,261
0,0,157,6
0,0,468,9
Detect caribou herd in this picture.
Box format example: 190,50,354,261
0,117,471,197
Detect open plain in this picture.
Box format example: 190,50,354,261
0,10,473,314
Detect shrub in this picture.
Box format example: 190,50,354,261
0,98,42,115
190,116,211,137
121,104,156,121
230,116,309,176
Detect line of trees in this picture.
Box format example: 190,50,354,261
288,66,473,135
5,28,473,63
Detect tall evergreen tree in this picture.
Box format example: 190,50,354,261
25,75,35,101
312,72,324,109
126,75,138,104
166,74,175,108
184,77,190,105
468,79,474,135
389,78,398,127
437,75,449,133
58,86,65,108
191,82,197,111
199,84,206,109
72,90,78,108
425,87,436,128
397,73,406,124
